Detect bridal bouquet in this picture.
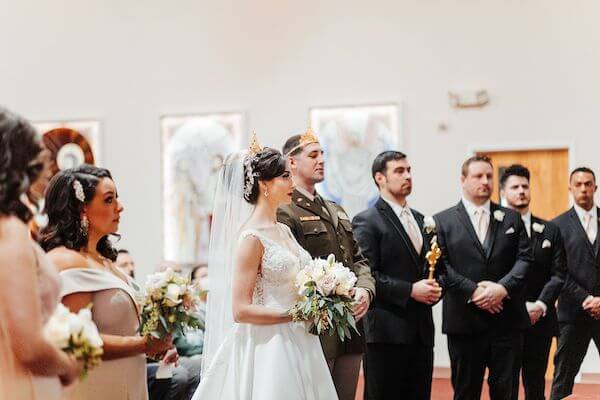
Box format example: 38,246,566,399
289,254,359,341
139,268,203,340
43,303,104,378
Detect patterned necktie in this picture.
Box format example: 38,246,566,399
401,209,423,253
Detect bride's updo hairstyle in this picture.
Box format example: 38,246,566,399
243,148,287,204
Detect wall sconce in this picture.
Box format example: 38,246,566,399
448,90,490,109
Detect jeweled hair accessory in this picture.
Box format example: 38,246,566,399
243,132,262,200
285,126,320,156
73,180,85,202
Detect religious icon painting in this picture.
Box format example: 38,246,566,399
309,103,401,218
161,112,245,265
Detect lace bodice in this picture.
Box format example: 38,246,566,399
239,224,313,310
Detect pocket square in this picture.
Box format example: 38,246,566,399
542,239,552,248
505,227,515,234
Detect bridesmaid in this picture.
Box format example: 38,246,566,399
40,164,173,400
0,107,81,398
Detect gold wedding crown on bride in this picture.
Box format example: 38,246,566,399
248,131,263,155
284,125,320,156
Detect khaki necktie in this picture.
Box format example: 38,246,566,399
401,209,423,253
584,213,595,243
475,209,489,244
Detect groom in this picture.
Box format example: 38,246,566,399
277,128,376,400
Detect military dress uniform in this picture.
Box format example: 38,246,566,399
277,187,375,400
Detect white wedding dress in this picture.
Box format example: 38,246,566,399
191,224,338,400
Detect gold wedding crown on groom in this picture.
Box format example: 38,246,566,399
285,125,320,156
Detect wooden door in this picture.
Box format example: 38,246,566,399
476,148,569,379
475,149,570,220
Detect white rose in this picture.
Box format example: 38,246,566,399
164,283,183,307
315,273,337,296
330,265,357,296
295,269,311,292
493,210,505,222
424,216,436,234
43,305,71,349
308,260,326,281
81,319,104,348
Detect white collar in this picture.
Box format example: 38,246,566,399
296,186,316,202
521,211,532,225
381,195,411,216
462,196,491,215
573,203,597,222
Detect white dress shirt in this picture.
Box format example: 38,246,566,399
573,203,598,244
461,197,491,243
521,211,532,238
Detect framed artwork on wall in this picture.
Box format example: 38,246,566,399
309,103,401,218
161,112,245,265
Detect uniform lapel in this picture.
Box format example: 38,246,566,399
376,198,421,268
293,189,333,224
455,201,487,259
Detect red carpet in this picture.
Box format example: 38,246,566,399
354,375,600,399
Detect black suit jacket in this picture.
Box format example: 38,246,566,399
524,216,567,336
352,198,439,346
552,207,600,326
434,201,533,335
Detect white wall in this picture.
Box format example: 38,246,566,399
2,0,599,372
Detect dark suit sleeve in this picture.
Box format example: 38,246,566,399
352,213,408,307
498,216,533,297
537,224,567,306
277,206,303,245
435,216,478,303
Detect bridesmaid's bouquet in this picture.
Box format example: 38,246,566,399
139,268,203,340
43,303,104,378
289,254,359,341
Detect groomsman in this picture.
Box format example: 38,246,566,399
352,151,442,400
277,129,376,400
550,167,600,400
500,165,566,400
434,155,533,400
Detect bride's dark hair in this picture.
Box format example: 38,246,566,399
243,148,287,204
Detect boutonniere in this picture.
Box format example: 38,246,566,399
542,239,552,249
423,216,436,234
532,222,545,233
493,210,505,222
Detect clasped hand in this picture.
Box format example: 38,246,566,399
582,296,600,320
410,279,442,305
471,281,508,314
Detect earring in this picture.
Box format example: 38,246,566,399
264,188,269,198
80,215,89,236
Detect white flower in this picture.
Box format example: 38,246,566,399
493,210,505,222
315,273,337,296
423,216,436,234
326,254,336,266
532,222,545,233
330,264,357,297
164,283,183,307
77,308,103,348
43,304,71,349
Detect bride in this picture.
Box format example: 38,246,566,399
192,139,338,400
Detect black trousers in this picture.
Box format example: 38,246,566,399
550,323,600,400
364,342,433,400
521,332,553,400
448,330,523,400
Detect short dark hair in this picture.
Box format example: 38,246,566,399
0,107,45,223
371,151,407,187
570,167,596,182
39,164,120,261
282,135,302,157
461,155,493,177
500,164,530,188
